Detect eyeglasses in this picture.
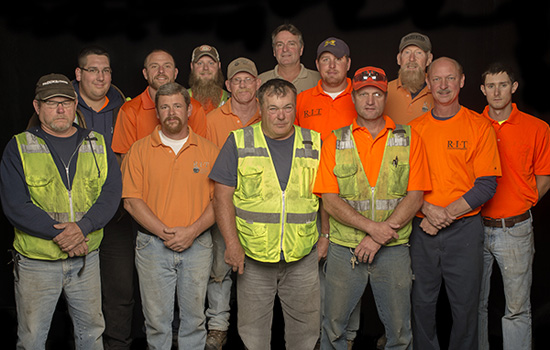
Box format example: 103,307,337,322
80,67,113,75
353,70,387,83
230,77,255,85
42,100,75,109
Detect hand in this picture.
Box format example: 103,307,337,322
224,242,245,275
163,226,196,252
53,222,86,252
367,221,400,245
422,202,455,229
420,218,439,236
317,235,329,261
354,235,381,264
66,239,90,257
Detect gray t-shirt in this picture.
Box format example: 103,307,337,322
209,131,295,191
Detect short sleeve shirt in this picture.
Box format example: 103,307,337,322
112,87,207,154
409,106,501,218
314,116,432,195
481,104,550,218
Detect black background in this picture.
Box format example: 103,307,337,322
1,1,549,348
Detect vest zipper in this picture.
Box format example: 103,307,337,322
63,137,86,222
280,190,286,254
371,187,376,221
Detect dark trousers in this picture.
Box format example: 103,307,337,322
410,215,484,350
100,210,136,350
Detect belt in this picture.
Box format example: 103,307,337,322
482,211,530,228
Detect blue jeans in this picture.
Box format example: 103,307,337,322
14,250,104,350
205,223,232,332
478,216,534,350
237,250,320,350
321,242,413,350
135,230,212,350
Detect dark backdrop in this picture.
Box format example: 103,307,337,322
1,0,549,349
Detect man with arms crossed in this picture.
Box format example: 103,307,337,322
478,62,550,350
211,79,321,350
121,82,218,349
409,57,501,350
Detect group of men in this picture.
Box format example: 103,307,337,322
1,22,548,350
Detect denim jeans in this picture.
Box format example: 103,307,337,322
320,260,360,342
135,230,212,350
237,250,320,350
478,216,534,350
205,223,232,332
14,249,104,350
321,242,413,350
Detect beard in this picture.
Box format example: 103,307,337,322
189,70,225,108
162,117,184,135
399,63,426,93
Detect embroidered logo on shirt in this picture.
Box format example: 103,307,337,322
303,109,322,118
422,102,430,113
193,161,210,173
447,140,468,150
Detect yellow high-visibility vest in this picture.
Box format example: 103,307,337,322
13,131,108,260
331,124,411,248
232,123,321,262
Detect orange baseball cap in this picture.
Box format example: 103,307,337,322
352,66,388,92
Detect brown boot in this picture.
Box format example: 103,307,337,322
205,330,227,350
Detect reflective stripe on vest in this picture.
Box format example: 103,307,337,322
330,124,411,248
13,131,108,260
232,123,320,263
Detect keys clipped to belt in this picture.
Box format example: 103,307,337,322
350,248,358,269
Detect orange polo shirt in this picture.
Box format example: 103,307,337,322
481,104,550,218
295,78,357,141
313,116,432,195
205,98,261,148
409,106,501,218
112,87,207,154
384,77,433,125
121,125,219,228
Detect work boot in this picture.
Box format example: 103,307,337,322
205,330,227,350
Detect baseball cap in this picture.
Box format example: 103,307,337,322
399,32,432,52
352,67,388,93
227,57,258,80
316,37,350,59
35,73,77,101
191,44,220,63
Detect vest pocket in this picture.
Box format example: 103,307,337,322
235,217,268,255
333,163,359,197
388,163,409,196
237,166,264,199
300,167,316,198
25,174,54,187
